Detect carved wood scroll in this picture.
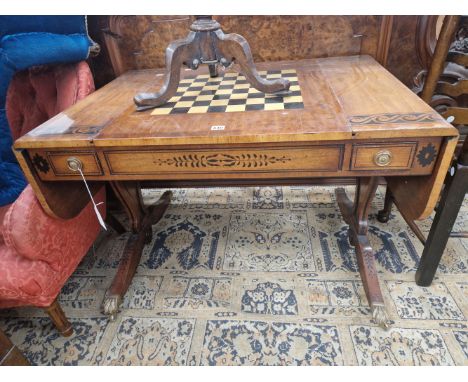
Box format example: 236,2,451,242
134,16,290,111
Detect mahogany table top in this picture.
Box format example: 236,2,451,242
13,55,459,223
14,55,458,150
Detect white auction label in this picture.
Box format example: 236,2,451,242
211,125,225,131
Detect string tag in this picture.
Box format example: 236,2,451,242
77,167,107,230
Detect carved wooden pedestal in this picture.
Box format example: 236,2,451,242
336,177,390,329
102,182,172,320
134,16,290,111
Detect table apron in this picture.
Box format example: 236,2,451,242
25,137,442,182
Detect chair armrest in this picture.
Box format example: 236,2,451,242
2,185,106,267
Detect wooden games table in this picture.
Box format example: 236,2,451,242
13,56,458,328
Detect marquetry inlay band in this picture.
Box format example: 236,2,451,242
348,112,440,125
153,153,292,168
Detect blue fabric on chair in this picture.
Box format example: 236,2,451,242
0,16,92,206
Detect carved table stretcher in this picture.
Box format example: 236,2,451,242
13,56,459,328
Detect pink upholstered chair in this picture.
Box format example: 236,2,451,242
0,62,106,336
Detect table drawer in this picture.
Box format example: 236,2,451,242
351,142,417,171
30,150,103,178
104,145,344,176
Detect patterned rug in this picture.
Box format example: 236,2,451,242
1,186,467,366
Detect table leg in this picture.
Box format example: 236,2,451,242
102,182,172,320
336,177,390,329
377,187,393,223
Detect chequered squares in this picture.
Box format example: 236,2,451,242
151,69,304,115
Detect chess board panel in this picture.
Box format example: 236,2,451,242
151,69,304,115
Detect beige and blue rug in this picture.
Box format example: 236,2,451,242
1,186,467,366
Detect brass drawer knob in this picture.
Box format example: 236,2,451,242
67,157,83,172
374,150,392,166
